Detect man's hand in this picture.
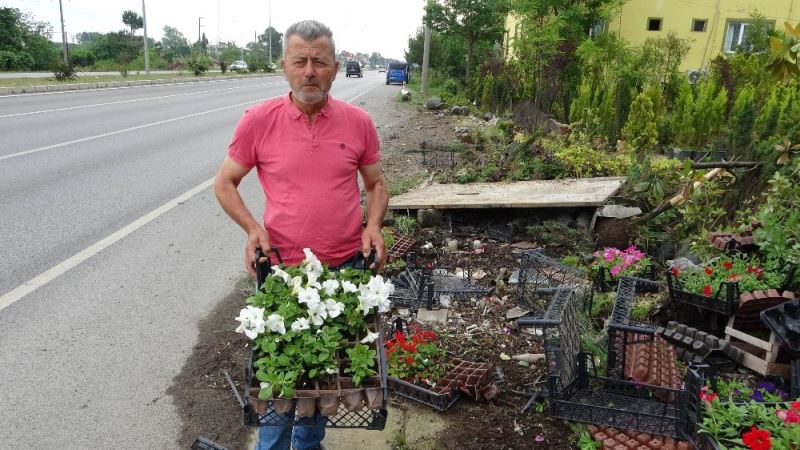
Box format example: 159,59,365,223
245,227,271,277
361,226,385,273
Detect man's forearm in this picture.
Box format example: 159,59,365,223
214,180,262,234
364,178,389,230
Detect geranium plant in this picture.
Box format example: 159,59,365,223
591,246,651,278
385,323,447,386
672,256,784,298
698,387,800,449
234,248,393,399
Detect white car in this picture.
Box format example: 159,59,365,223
230,60,248,71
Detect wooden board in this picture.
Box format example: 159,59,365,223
388,177,626,210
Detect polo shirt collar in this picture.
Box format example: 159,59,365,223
284,93,335,120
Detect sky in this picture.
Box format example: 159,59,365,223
3,0,426,60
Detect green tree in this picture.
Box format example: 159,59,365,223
693,81,727,148
729,85,756,156
426,0,508,86
405,27,443,67
121,10,143,36
640,31,691,89
622,90,658,155
160,25,190,62
0,7,58,70
672,79,695,147
256,26,282,62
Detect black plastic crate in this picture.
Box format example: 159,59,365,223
387,376,460,412
665,271,739,316
594,265,658,293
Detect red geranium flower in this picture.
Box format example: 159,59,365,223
703,285,713,297
792,401,800,410
704,267,713,275
742,426,771,450
405,356,415,365
699,386,718,402
723,261,734,270
671,267,680,277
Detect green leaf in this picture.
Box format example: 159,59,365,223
258,388,272,400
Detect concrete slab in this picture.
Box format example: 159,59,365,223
416,308,449,324
388,177,626,209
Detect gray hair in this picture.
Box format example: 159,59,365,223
283,20,336,58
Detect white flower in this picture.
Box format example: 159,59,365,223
309,313,325,326
265,313,286,335
358,276,395,315
260,381,272,392
324,299,345,318
297,287,321,309
291,317,310,332
301,248,324,279
307,300,328,323
341,280,358,293
325,367,337,375
377,297,392,313
234,305,267,340
321,279,339,296
270,266,291,285
360,331,380,344
290,276,305,294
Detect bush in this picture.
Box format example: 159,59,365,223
543,138,630,178
186,52,212,76
622,91,658,155
52,63,78,81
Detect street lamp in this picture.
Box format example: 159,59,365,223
142,0,149,74
198,17,203,44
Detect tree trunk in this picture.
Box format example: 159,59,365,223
466,37,475,88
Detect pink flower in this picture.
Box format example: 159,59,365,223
603,248,619,262
610,266,622,276
777,409,800,424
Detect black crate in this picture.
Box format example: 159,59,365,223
665,270,739,316
594,265,658,293
387,376,460,412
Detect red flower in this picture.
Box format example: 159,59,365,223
671,267,680,277
792,401,800,410
704,267,713,275
405,356,415,365
699,386,718,403
723,261,734,270
742,426,771,450
703,285,713,297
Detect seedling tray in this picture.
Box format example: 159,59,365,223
387,376,460,412
665,271,739,316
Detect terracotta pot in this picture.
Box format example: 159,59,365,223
318,395,340,416
342,390,364,412
363,387,384,409
272,398,294,415
295,393,317,418
251,398,268,415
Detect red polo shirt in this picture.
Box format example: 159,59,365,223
227,93,381,267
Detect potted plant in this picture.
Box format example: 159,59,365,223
235,248,393,419
591,245,654,292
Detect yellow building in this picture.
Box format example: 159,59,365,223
505,1,800,73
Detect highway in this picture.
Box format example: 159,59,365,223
0,71,393,448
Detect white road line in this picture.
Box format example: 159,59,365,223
0,75,281,99
0,86,380,311
0,97,273,161
0,177,215,312
0,82,277,118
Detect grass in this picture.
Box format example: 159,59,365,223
0,70,267,87
387,174,426,196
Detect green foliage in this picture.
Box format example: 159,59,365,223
569,80,593,125
344,344,377,386
590,292,615,318
631,296,658,321
160,25,190,62
676,256,785,297
671,79,696,147
544,138,631,178
576,430,601,449
121,10,143,35
394,215,418,236
0,7,59,70
622,91,658,155
560,255,583,268
480,72,494,111
692,80,728,148
729,85,756,156
753,158,800,265
640,31,691,89
698,398,800,448
52,62,77,81
675,176,732,257
754,84,782,141
186,51,212,76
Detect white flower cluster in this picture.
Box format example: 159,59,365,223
234,248,394,340
357,275,394,316
235,305,286,340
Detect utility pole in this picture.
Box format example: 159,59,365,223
142,0,149,74
58,0,69,65
421,0,432,96
198,17,203,44
268,0,273,63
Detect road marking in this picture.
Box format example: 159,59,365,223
0,97,274,161
0,76,282,99
0,177,215,312
0,82,277,118
0,86,381,311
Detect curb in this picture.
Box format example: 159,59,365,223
0,73,275,95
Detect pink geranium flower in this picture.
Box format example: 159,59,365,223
610,266,622,276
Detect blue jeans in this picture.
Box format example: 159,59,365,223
256,259,353,450
255,412,327,450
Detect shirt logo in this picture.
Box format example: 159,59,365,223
339,143,346,150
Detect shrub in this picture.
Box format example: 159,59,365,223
52,63,78,81
544,139,631,178
622,91,658,155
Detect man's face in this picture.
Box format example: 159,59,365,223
281,35,339,106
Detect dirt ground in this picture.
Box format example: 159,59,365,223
167,93,586,450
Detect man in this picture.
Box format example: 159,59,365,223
214,19,388,450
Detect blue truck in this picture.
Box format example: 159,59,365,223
385,62,410,85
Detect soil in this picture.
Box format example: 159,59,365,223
166,91,589,450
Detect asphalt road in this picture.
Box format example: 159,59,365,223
0,71,396,449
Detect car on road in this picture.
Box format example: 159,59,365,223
377,65,386,73
346,61,363,78
386,62,409,85
230,60,248,72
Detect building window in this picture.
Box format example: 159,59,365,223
647,18,662,31
724,21,751,52
692,19,707,32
